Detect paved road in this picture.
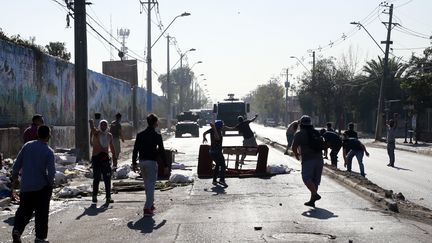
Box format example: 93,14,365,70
251,123,432,209
1,126,431,242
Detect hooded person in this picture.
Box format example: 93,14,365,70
203,120,228,187
291,115,324,207
89,119,117,204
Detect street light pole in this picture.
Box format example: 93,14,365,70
290,56,312,74
178,48,196,113
166,35,172,130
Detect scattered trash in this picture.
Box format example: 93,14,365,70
384,190,393,198
55,154,76,166
171,162,186,170
113,164,132,179
396,192,405,201
169,174,194,183
54,171,68,186
57,185,91,198
266,164,291,174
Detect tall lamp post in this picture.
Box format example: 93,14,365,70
146,12,191,113
178,48,196,112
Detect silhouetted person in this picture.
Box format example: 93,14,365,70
321,129,342,167
386,117,398,167
203,120,227,187
343,122,358,139
326,122,334,132
285,120,299,154
342,133,369,177
23,114,44,143
110,113,125,164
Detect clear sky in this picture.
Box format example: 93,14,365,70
1,0,431,103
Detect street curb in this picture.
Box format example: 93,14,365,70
256,134,399,212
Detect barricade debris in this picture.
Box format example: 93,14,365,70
57,185,92,198
169,174,194,183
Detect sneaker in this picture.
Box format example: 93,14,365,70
212,180,218,185
218,181,228,187
92,195,97,203
106,197,114,204
284,150,289,155
304,201,315,207
34,238,49,243
387,163,394,167
313,194,321,202
12,230,21,243
143,208,154,217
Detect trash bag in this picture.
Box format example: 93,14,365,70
169,174,194,183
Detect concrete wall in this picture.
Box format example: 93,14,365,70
0,127,22,158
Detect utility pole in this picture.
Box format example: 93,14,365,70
179,54,184,113
141,0,157,113
166,35,172,130
375,3,394,141
74,0,89,161
312,51,316,82
284,68,290,126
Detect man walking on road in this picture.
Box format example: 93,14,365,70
132,113,168,217
292,115,324,207
23,114,44,143
342,134,370,177
89,119,117,204
203,120,228,187
284,120,299,154
110,113,125,164
386,117,398,167
12,125,55,243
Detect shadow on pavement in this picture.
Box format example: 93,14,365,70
75,203,110,220
3,216,14,226
391,166,412,171
127,218,167,234
301,207,338,220
210,186,227,195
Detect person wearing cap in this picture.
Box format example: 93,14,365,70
292,115,324,207
132,113,168,217
23,114,44,143
203,120,228,187
110,113,125,164
89,119,117,204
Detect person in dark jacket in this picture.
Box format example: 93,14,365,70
342,133,370,177
12,125,55,243
343,122,358,139
203,120,228,187
132,113,168,217
320,129,342,167
23,114,44,143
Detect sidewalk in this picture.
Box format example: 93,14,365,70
361,138,432,156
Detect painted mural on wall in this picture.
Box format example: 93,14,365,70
0,39,163,127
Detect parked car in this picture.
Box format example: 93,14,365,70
264,118,277,127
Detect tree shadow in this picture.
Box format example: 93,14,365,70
75,203,110,220
301,207,338,220
127,218,167,234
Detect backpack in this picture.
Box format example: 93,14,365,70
307,128,325,152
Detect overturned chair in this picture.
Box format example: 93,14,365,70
198,144,269,178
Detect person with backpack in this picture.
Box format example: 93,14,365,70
292,115,324,207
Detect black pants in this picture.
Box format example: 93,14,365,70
13,185,52,239
330,144,342,166
92,155,112,198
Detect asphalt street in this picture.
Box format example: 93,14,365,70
1,125,432,242
251,123,432,209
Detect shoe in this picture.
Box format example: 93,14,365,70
143,208,154,217
387,163,394,167
92,195,97,203
313,194,321,202
212,180,218,185
12,230,21,243
218,181,228,187
34,238,49,243
284,151,288,155
304,201,315,207
106,197,114,204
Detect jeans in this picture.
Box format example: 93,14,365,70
346,150,365,176
13,185,52,239
92,155,112,198
210,149,226,182
387,142,395,165
139,160,158,209
286,133,294,149
329,144,342,166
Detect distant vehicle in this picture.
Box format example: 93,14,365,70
213,94,250,136
175,111,200,138
264,118,277,127
199,109,214,126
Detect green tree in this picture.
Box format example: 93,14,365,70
247,79,284,122
45,42,71,61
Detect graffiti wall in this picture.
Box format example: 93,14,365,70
0,39,165,127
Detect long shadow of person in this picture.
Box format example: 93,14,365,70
301,207,338,220
391,166,412,171
75,203,110,220
127,218,167,234
210,185,226,195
